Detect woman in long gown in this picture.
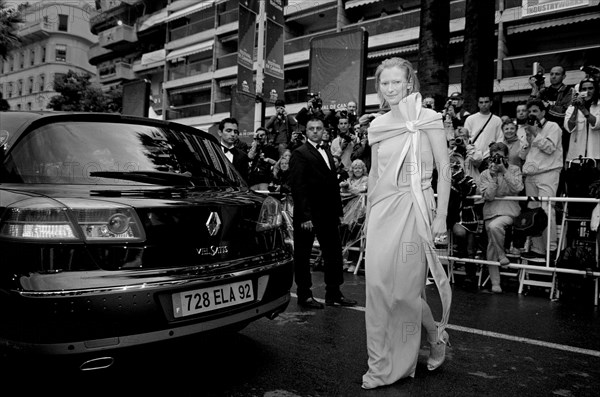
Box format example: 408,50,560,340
362,57,452,389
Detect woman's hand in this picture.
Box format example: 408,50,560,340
431,215,447,238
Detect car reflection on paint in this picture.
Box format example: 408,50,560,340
0,112,293,370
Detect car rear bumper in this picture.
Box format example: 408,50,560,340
0,257,293,356
0,294,289,356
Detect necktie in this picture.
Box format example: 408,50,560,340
317,144,326,150
222,146,232,153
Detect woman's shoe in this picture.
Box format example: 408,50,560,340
427,330,450,371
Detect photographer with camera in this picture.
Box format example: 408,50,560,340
442,92,470,130
520,99,563,260
564,77,600,163
296,92,327,132
247,127,279,191
479,142,524,293
529,65,573,159
265,99,298,157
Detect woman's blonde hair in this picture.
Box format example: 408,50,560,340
374,57,420,108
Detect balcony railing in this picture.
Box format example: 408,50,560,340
165,103,211,120
99,62,135,83
216,53,237,70
98,24,137,48
19,21,54,42
214,99,231,114
218,9,238,26
168,59,213,80
170,18,215,41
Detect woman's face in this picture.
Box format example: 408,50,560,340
502,123,517,140
379,66,411,106
280,158,289,171
352,164,364,177
322,131,330,141
580,82,595,101
282,150,291,160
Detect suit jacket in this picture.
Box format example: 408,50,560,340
289,142,343,225
229,147,249,183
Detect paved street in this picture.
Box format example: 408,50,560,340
4,269,600,396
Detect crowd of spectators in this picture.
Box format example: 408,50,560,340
217,63,599,291
439,63,600,293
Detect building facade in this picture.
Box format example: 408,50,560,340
88,0,599,130
0,1,98,112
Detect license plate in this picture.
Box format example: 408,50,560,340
172,280,254,318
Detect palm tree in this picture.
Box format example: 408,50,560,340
461,0,496,113
0,0,24,60
417,0,450,112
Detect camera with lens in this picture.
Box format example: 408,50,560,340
307,92,323,109
526,114,539,126
581,65,600,76
491,153,506,165
531,72,545,87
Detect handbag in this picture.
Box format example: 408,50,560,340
513,207,548,237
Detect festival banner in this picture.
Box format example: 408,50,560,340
308,28,369,114
521,0,589,17
266,0,285,25
231,84,255,140
263,18,285,105
237,3,256,98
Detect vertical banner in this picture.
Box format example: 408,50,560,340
231,84,256,141
263,18,285,105
308,28,369,114
237,4,256,99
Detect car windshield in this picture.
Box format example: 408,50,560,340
2,121,246,188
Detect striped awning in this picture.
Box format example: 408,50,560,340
346,0,382,9
508,12,600,34
138,9,167,32
166,0,215,23
167,40,214,61
368,44,419,59
219,78,237,88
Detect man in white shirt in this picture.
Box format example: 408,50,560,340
330,116,355,171
463,95,504,171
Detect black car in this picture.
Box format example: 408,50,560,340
0,112,293,369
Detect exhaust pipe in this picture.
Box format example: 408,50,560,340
80,356,115,371
266,309,284,320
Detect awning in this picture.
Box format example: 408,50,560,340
141,49,166,65
219,78,237,88
138,9,168,32
346,0,383,9
368,44,419,59
166,0,215,23
170,83,212,96
167,40,214,61
508,12,600,34
286,4,338,22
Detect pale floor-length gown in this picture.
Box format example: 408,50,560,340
363,93,452,387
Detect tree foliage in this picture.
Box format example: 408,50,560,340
417,0,450,112
47,70,122,113
0,0,26,60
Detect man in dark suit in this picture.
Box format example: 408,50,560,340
218,117,249,183
289,116,357,309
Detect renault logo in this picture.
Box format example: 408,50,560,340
206,212,221,236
